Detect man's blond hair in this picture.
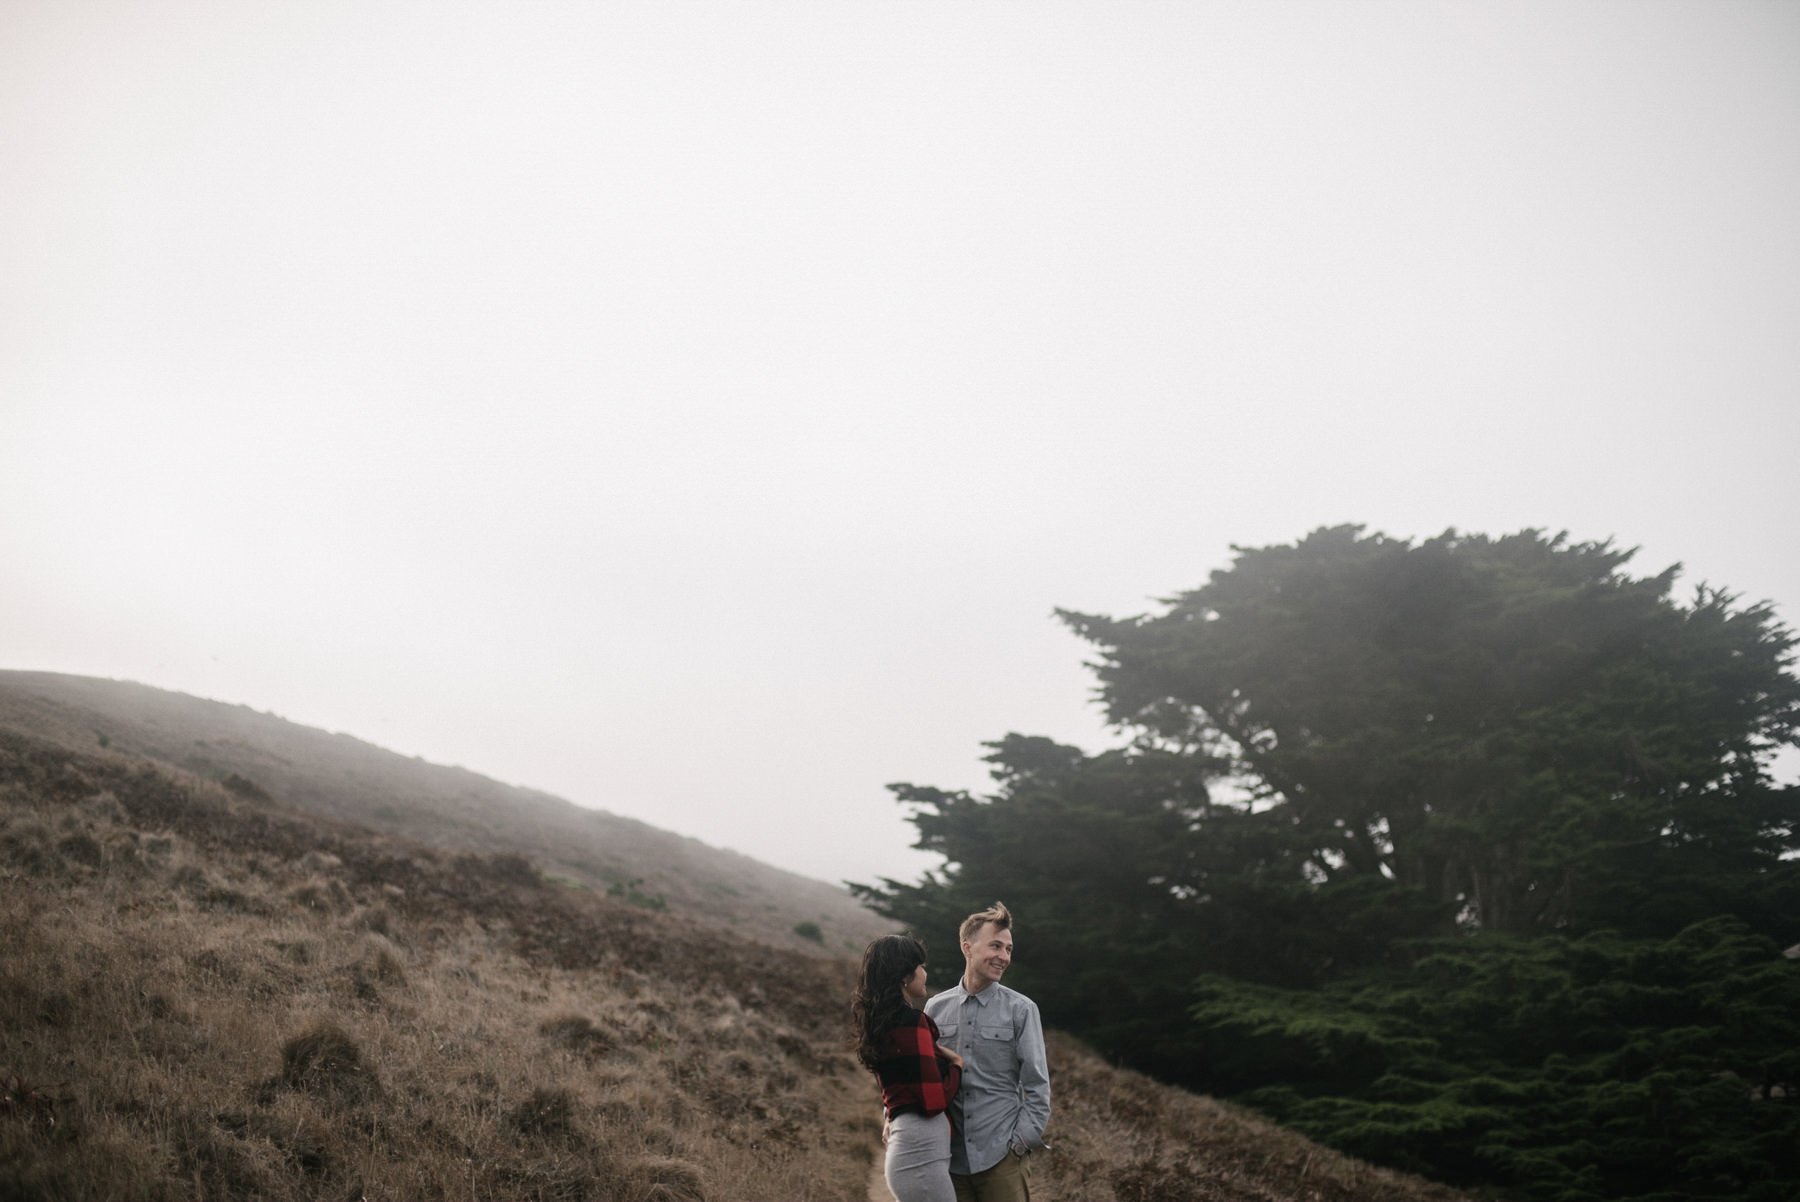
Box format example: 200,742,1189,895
959,900,1013,945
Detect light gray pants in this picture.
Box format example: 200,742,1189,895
885,1110,955,1202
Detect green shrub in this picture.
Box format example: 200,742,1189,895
1195,919,1800,1201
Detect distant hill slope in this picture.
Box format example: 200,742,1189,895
0,670,891,955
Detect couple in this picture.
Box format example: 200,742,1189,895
853,901,1051,1202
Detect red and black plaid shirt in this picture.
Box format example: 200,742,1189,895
877,1009,960,1119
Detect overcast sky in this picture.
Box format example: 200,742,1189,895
4,1,1797,888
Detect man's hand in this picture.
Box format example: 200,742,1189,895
937,1044,964,1068
881,1113,890,1147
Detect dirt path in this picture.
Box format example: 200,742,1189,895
866,1157,893,1202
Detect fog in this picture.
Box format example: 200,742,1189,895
4,1,1796,885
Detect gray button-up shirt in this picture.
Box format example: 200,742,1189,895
924,981,1051,1175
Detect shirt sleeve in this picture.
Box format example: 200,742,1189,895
908,1012,958,1115
1010,1000,1051,1150
881,1011,959,1117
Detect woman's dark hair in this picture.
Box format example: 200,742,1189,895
852,934,926,1074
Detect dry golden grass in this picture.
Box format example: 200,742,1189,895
1024,1032,1476,1202
0,730,877,1200
1,721,1478,1202
0,671,891,956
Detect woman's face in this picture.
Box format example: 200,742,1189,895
902,963,928,1003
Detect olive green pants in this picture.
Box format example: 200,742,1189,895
950,1150,1031,1202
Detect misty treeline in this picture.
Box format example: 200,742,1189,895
854,527,1800,1202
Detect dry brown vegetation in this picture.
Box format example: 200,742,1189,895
1032,1032,1475,1202
1,683,1477,1201
0,671,889,956
0,728,880,1200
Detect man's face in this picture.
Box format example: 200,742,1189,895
962,921,1013,989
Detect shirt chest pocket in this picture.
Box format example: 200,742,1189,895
974,1023,1013,1072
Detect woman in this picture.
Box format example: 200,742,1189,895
853,934,963,1202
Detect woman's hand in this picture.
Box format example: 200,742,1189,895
937,1044,964,1068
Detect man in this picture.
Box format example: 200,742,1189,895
924,901,1051,1202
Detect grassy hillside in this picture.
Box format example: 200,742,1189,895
0,723,875,1200
0,671,889,956
0,705,1478,1200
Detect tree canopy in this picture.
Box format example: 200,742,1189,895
1061,526,1800,940
855,526,1800,1201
